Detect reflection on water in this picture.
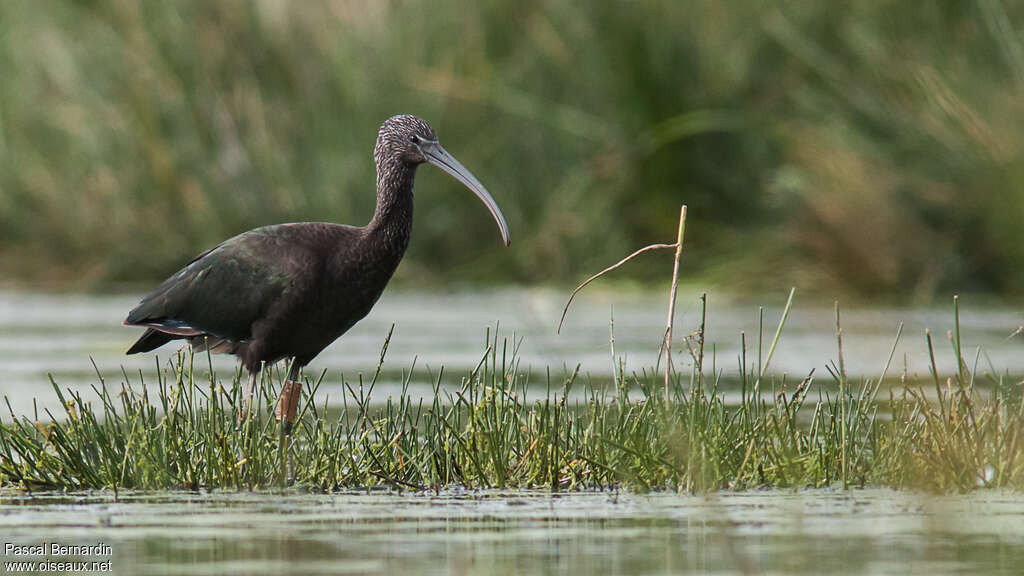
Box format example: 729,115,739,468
1,488,1022,575
1,289,1022,415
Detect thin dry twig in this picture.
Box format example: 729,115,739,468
556,242,677,334
663,206,687,397
556,205,687,401
835,301,847,489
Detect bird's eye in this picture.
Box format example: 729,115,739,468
409,135,420,144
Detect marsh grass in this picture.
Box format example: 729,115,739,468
4,2,1024,297
1,297,1022,494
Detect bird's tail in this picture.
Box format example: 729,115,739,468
126,328,176,354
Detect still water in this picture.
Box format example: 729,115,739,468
1,289,1022,415
1,488,1023,575
3,292,1024,575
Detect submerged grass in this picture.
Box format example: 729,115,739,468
1,296,1022,494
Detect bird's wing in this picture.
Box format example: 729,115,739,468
124,224,342,343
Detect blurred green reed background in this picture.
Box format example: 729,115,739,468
1,1,1023,299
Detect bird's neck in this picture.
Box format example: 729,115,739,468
367,157,416,258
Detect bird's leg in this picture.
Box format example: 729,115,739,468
237,370,258,427
275,363,302,435
276,362,302,486
236,369,259,463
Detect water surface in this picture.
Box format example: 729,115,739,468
3,291,1024,575
1,488,1022,575
2,289,1022,415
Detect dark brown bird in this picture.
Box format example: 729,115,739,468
124,115,509,429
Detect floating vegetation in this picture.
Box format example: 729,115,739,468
1,296,1021,494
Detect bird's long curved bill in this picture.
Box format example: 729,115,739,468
423,142,510,246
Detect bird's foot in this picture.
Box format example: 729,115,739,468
276,430,295,486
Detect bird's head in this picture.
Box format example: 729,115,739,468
375,114,510,246
375,114,439,165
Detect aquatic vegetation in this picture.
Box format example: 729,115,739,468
1,296,1020,494
3,2,1024,297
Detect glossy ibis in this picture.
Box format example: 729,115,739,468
124,114,510,433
